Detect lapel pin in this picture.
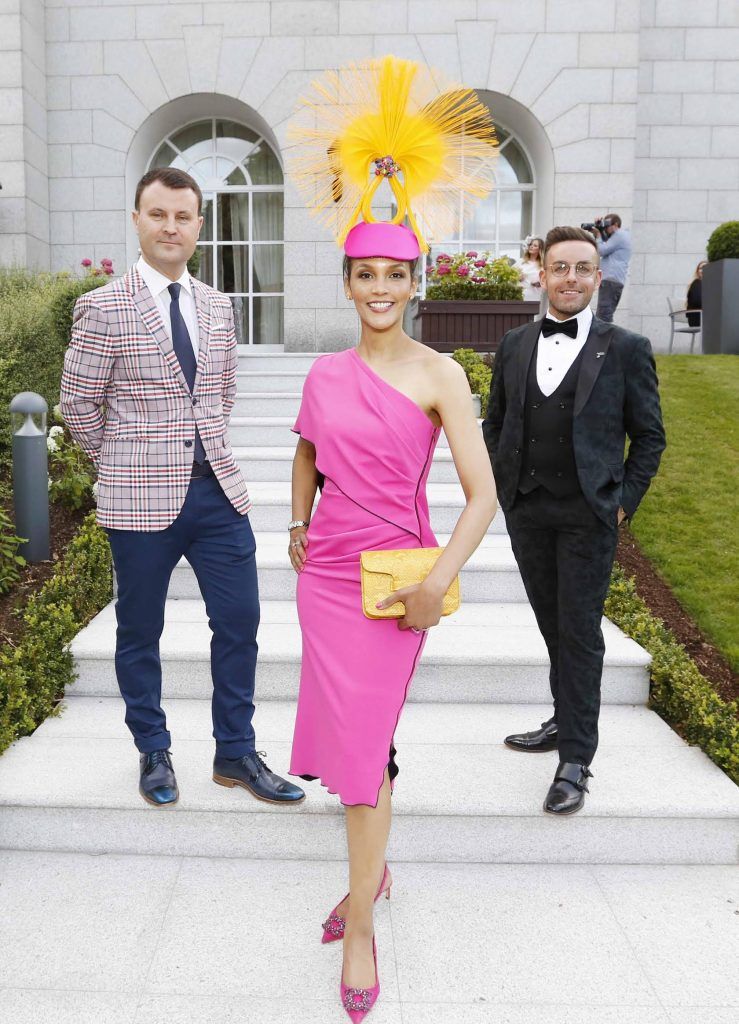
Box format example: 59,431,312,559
596,351,605,358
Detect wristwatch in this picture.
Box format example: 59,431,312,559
288,520,310,531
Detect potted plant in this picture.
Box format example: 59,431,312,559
415,251,539,353
702,221,739,355
452,347,493,417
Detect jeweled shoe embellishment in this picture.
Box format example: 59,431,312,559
322,911,346,938
343,987,373,1013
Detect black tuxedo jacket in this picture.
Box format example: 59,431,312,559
482,316,666,525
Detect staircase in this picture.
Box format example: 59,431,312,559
1,349,737,866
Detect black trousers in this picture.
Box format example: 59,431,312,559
505,487,618,765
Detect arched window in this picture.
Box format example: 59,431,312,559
149,118,283,345
423,124,535,290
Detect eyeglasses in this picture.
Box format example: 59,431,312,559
548,261,598,278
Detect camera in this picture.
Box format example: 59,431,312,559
581,217,614,242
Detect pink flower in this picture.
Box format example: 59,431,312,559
436,264,451,276
81,258,92,267
474,259,487,268
104,267,114,275
456,265,470,277
436,253,452,263
471,275,485,283
466,250,478,258
101,258,113,267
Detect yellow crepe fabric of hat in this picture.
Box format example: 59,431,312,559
287,55,498,254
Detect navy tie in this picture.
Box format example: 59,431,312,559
168,282,205,465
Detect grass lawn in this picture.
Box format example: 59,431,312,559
630,355,739,672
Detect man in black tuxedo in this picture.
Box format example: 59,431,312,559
483,226,666,814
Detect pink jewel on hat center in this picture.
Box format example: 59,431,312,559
373,155,400,178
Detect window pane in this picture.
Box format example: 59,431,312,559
493,150,520,186
216,120,259,163
226,166,247,186
253,296,283,345
151,143,176,169
171,121,212,164
499,138,532,184
246,142,283,184
190,245,213,287
217,194,248,243
499,190,530,242
200,196,213,241
218,245,250,293
252,191,283,240
463,192,496,241
229,296,249,345
252,244,283,293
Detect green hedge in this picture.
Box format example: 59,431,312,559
452,348,493,412
0,513,112,755
0,270,105,470
606,564,739,785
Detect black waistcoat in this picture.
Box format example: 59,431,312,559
518,342,585,498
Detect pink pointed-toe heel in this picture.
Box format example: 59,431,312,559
321,863,391,944
340,935,380,1023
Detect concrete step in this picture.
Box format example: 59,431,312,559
227,416,457,449
168,532,526,602
2,697,737,863
236,445,462,483
232,392,302,417
239,481,504,534
236,350,322,372
235,370,311,393
70,599,651,704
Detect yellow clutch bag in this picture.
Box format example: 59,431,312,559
360,547,460,620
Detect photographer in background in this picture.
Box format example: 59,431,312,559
583,214,632,323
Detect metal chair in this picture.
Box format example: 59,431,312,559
667,297,701,353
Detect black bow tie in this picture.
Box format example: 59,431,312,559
541,316,578,340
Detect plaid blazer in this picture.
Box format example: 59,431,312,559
60,265,251,530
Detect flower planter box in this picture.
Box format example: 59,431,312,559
415,299,541,353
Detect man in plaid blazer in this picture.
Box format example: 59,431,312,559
61,167,304,808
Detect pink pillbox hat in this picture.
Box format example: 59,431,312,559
343,221,421,260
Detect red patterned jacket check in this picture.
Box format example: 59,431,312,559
60,265,251,531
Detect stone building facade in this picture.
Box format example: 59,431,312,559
1,0,738,350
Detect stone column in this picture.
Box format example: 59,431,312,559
0,0,49,270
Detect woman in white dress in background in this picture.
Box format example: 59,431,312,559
515,236,544,303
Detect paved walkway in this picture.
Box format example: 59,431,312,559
1,852,737,1024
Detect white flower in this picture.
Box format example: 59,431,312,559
46,435,58,452
49,425,64,438
53,404,62,420
91,480,99,503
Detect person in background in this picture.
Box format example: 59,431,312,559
516,237,545,302
592,213,632,323
686,260,707,328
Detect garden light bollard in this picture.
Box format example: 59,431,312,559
10,392,50,562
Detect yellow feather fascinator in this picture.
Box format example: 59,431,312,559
287,55,497,253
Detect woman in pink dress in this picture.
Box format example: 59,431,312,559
287,55,499,1020
288,226,497,1021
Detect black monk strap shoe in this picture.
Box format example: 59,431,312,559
543,761,593,815
213,751,306,804
505,717,558,753
139,749,179,807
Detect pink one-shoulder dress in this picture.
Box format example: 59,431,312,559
289,348,440,806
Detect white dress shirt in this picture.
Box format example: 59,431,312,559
536,306,593,397
136,256,199,358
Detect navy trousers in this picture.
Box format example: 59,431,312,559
106,474,259,757
505,487,618,766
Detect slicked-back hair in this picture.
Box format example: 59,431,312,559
135,167,203,215
342,255,420,281
606,213,622,228
543,226,599,263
